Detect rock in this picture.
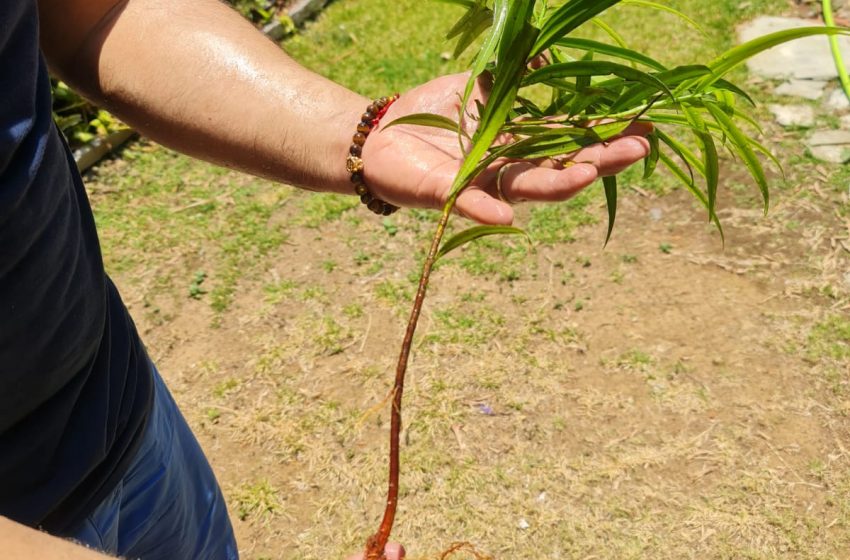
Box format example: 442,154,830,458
738,17,850,80
810,145,850,162
287,0,332,27
768,104,816,127
774,79,828,100
809,129,850,145
806,129,850,162
826,88,850,111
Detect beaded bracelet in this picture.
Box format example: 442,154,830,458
346,94,400,216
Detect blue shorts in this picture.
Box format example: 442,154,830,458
64,365,239,559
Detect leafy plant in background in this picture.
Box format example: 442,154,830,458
52,79,124,147
362,1,850,558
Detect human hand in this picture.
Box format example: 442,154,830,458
362,72,652,225
346,542,405,560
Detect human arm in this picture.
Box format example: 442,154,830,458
0,516,111,560
36,0,650,225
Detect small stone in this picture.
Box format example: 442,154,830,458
768,104,816,127
808,129,850,146
517,518,530,530
809,145,850,163
826,89,850,111
774,79,827,100
649,207,663,222
807,129,850,162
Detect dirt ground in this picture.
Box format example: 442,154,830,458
86,138,850,559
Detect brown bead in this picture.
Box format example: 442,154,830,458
354,183,369,196
378,97,389,107
357,121,372,134
350,171,364,184
353,132,366,146
367,103,378,115
360,193,373,204
381,204,396,216
349,143,362,157
362,111,375,122
367,199,384,214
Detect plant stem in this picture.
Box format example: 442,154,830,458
823,0,850,103
364,198,456,560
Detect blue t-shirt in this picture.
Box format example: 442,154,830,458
0,0,153,532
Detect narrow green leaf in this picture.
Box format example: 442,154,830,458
451,17,540,199
383,113,463,134
704,101,770,213
462,0,511,107
533,0,623,57
621,0,706,35
602,175,618,247
523,61,674,101
699,26,850,90
453,9,494,59
655,128,703,179
437,225,531,260
554,37,667,71
681,106,720,223
643,130,660,179
591,18,629,49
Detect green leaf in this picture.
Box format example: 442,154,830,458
602,175,618,247
523,60,674,101
643,130,659,179
437,225,531,260
495,120,632,160
383,113,463,135
699,26,850,90
655,128,704,179
620,0,706,35
703,101,770,213
608,65,712,114
681,106,720,223
463,0,511,106
533,0,624,57
450,15,539,199
590,18,629,49
554,37,667,71
453,8,495,58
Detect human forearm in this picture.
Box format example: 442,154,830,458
38,0,364,193
0,516,112,559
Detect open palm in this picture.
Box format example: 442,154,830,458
362,72,652,225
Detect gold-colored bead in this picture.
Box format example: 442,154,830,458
346,155,364,174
